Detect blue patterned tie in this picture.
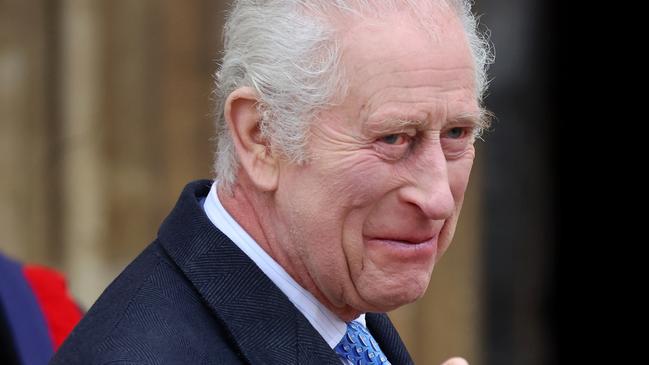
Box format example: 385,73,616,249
335,321,391,365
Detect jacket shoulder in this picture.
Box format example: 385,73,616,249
51,241,244,364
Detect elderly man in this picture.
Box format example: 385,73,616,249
51,0,492,364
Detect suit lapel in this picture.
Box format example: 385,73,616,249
366,312,414,365
158,180,340,364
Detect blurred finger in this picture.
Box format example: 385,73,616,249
440,357,469,365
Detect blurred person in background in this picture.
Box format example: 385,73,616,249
51,0,493,364
0,252,82,365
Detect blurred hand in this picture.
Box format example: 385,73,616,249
441,357,469,365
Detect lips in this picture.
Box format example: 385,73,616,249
362,220,443,244
365,230,438,245
363,234,438,262
377,235,435,245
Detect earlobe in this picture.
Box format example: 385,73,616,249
224,87,279,192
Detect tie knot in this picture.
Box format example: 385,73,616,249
335,322,391,365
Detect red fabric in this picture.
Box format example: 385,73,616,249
22,265,83,350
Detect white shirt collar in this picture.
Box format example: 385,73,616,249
202,182,365,349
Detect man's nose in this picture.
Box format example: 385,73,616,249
398,143,455,220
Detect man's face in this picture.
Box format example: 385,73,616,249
274,11,480,314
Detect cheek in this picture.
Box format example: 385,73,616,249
448,148,475,201
435,148,475,257
294,154,392,258
320,153,394,206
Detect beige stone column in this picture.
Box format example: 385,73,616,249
60,0,108,308
0,0,54,265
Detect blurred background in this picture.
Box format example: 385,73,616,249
0,0,557,364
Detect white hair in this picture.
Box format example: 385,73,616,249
214,0,494,190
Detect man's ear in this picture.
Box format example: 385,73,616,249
224,87,279,192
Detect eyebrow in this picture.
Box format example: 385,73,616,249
364,109,490,134
361,118,426,136
448,112,484,128
448,107,495,129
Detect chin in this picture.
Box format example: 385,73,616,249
358,278,430,312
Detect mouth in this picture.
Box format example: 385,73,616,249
363,234,438,261
364,229,438,245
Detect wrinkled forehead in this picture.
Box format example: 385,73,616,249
337,5,475,91
300,0,472,84
342,12,472,69
296,0,457,17
298,0,461,37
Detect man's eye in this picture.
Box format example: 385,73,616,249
380,134,407,145
446,127,466,139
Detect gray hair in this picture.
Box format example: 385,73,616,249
214,0,494,189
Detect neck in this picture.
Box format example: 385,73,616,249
217,178,361,322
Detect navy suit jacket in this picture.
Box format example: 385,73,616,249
51,180,413,364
